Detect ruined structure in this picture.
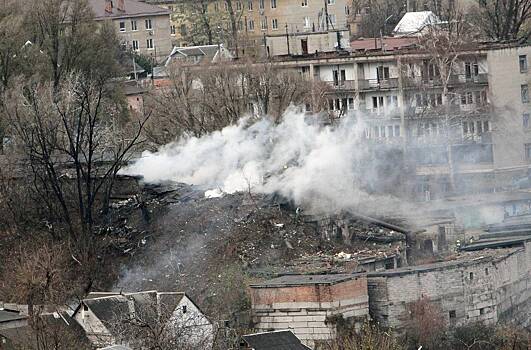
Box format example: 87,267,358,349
249,274,369,348
368,242,531,331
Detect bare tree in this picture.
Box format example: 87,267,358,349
145,61,318,144
103,296,213,350
3,74,149,255
409,14,479,192
472,0,531,41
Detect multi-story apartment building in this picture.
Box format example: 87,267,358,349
88,0,172,62
142,0,354,49
270,41,530,200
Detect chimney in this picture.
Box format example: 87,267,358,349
117,0,125,12
104,0,113,14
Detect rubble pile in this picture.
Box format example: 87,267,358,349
97,179,409,314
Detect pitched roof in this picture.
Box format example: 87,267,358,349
243,330,312,350
87,0,170,20
166,45,234,65
81,291,186,325
84,296,132,325
250,274,363,288
393,11,441,35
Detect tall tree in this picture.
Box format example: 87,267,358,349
474,0,531,41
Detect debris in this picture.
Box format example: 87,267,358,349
284,239,294,249
205,188,224,198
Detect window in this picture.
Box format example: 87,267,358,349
271,18,278,29
261,19,267,30
485,268,489,276
327,0,336,4
519,55,528,73
348,97,354,109
271,0,277,8
145,19,152,30
132,40,139,51
259,0,264,9
238,20,243,31
180,24,187,35
333,69,346,85
303,16,311,28
214,2,219,11
449,310,456,319
526,143,531,160
131,20,137,31
146,38,154,49
372,96,384,109
237,1,242,10
377,66,390,80
345,5,350,15
480,308,486,315
302,0,308,6
524,113,530,128
522,84,529,103
465,62,479,78
182,305,187,313
248,0,253,10
119,21,126,32
248,19,255,30
461,92,473,105
469,272,474,280
170,25,176,35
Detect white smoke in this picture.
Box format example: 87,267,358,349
124,109,403,214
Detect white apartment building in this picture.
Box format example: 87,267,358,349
272,42,530,199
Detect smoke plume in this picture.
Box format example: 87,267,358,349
124,109,405,215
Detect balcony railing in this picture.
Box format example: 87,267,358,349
330,80,356,90
359,78,399,90
404,74,488,88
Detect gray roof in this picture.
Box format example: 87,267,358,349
88,0,170,20
250,274,363,288
166,44,233,65
0,310,27,323
84,296,131,325
243,330,312,350
82,291,185,325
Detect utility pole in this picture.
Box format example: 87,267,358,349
324,0,329,31
285,23,290,55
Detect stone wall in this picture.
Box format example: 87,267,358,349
368,243,531,332
250,276,369,347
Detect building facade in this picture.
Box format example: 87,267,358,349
270,42,530,200
143,0,354,50
367,242,531,332
88,0,172,62
250,274,369,348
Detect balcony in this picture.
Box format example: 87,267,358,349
330,80,356,90
404,74,488,89
359,78,399,91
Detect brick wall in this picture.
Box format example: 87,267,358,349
250,276,369,348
